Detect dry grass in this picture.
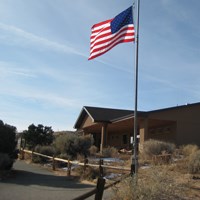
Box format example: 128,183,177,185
111,165,200,200
111,142,200,200
188,150,200,174
180,144,199,157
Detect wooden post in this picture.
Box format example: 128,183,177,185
52,156,56,171
67,159,71,176
95,177,105,200
31,150,34,162
99,159,104,178
100,124,107,154
83,157,88,174
20,149,25,160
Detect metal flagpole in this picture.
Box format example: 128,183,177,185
131,0,140,176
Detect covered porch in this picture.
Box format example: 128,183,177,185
74,106,177,154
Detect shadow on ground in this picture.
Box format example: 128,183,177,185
1,161,94,189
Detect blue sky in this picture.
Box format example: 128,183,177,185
0,0,200,132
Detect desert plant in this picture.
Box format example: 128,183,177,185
89,145,99,156
34,145,55,156
180,144,199,157
112,166,188,200
142,139,175,159
102,146,118,157
188,150,200,174
33,145,55,163
53,134,93,159
74,166,99,181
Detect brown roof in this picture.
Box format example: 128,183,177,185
74,106,147,129
74,102,200,129
148,102,200,114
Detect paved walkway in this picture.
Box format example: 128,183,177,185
0,160,111,200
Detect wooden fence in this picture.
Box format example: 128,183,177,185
20,149,131,200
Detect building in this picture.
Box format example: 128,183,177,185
74,103,200,153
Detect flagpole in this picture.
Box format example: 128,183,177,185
131,0,140,176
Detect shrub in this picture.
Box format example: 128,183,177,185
53,134,93,159
33,145,55,163
112,166,188,200
102,146,118,157
180,144,199,157
34,145,55,156
74,166,99,181
0,153,14,170
188,150,200,174
142,139,175,159
89,145,99,156
0,120,17,159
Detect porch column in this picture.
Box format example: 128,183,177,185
139,118,148,151
100,123,108,154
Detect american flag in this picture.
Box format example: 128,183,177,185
89,6,135,60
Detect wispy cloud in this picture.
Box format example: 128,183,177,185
0,61,37,79
0,22,87,57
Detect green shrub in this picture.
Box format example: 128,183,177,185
188,150,200,174
23,124,54,149
0,153,14,170
143,139,175,159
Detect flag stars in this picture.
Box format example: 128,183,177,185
111,6,133,34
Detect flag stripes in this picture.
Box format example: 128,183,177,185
88,7,134,60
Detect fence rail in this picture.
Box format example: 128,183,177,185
20,149,131,172
20,148,131,200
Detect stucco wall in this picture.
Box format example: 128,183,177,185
148,104,200,146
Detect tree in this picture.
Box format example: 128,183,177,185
0,120,17,170
23,124,54,149
0,120,17,157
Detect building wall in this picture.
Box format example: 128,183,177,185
107,132,131,149
148,104,200,146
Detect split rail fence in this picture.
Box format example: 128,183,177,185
19,149,131,200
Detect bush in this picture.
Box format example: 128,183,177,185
180,144,199,157
112,166,188,200
0,153,14,170
188,150,200,174
33,145,55,163
74,166,99,181
53,134,93,159
89,145,99,156
142,139,175,159
102,146,118,157
34,145,55,156
0,120,17,159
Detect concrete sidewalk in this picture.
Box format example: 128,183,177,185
0,160,111,200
